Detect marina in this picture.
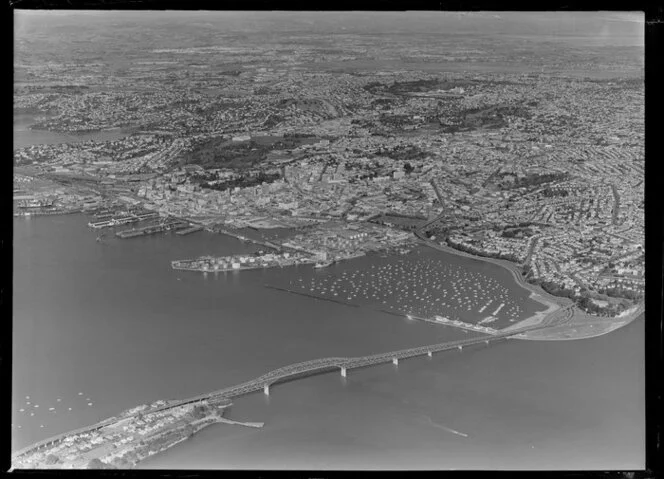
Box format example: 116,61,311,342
13,213,645,470
11,9,646,471
283,247,542,330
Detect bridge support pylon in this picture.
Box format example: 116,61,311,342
392,358,399,365
427,351,432,358
340,367,347,378
263,384,270,396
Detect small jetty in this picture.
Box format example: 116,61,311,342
217,417,264,428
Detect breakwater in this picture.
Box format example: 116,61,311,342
264,284,361,308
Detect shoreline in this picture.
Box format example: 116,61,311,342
262,236,641,341
501,293,562,332
413,236,643,339
416,237,570,307
12,216,642,466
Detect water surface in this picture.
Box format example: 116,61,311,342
12,215,644,469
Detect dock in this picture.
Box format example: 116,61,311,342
176,225,203,236
88,212,159,229
171,262,266,273
217,417,264,428
171,251,316,273
213,225,298,253
116,220,187,239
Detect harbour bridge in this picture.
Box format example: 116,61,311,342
13,321,558,460
154,327,538,408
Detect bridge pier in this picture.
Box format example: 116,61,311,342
427,351,432,358
392,358,399,365
340,367,347,378
263,384,270,396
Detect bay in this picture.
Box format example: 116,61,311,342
12,214,644,469
12,215,463,449
13,113,132,150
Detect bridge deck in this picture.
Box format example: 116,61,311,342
13,325,543,459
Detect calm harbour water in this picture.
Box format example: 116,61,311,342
13,114,131,150
12,215,644,469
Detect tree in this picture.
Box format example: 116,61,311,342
87,458,107,469
192,405,208,419
111,456,132,469
44,454,59,465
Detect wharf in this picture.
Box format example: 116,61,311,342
214,225,290,252
176,225,204,236
116,220,186,239
171,263,267,273
116,229,146,239
88,212,159,229
217,417,264,428
14,208,81,217
430,316,499,335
